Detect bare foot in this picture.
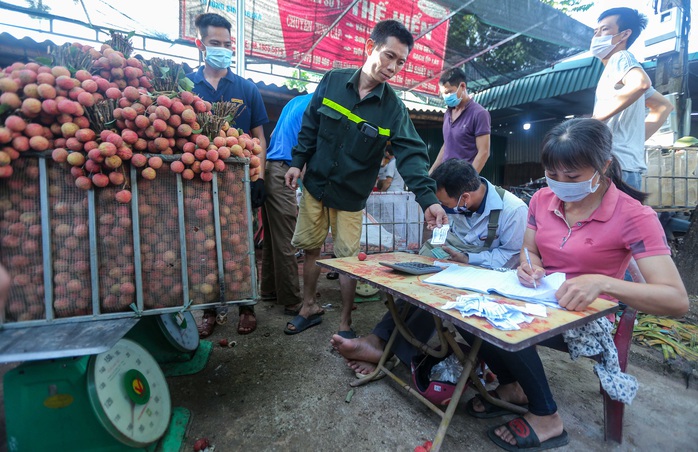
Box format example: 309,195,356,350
494,412,563,446
471,382,529,414
297,303,325,319
329,333,385,363
347,359,376,376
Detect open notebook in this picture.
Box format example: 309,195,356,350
424,265,565,308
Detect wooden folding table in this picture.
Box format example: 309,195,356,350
318,252,618,452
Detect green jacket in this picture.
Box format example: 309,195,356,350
291,69,438,212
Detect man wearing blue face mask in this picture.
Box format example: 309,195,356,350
187,12,270,337
430,68,491,174
591,7,673,190
420,159,527,269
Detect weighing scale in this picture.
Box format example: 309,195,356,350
126,312,200,363
4,338,172,451
355,282,380,297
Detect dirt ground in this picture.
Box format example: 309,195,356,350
1,264,697,452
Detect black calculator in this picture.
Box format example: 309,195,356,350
379,261,443,275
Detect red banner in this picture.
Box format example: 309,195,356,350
181,0,450,94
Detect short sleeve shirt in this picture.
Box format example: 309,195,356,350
527,183,669,281
266,94,312,163
442,99,491,163
593,51,656,173
186,67,269,133
381,158,404,192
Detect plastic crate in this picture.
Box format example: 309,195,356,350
0,154,256,327
643,147,698,210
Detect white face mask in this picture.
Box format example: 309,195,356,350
546,171,600,202
590,33,621,59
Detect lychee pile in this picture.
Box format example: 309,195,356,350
0,40,263,202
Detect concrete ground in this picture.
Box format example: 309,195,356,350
2,264,697,451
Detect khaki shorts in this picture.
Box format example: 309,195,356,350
292,191,362,258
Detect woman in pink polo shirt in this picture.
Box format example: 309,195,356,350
466,118,688,451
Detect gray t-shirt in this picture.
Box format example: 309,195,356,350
381,158,404,191
593,51,655,173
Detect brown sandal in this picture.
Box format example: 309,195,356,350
197,312,217,338
237,309,257,335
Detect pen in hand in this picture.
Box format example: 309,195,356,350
524,247,537,289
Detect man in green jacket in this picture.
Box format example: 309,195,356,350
284,20,448,337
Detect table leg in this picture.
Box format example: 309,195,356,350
430,337,481,452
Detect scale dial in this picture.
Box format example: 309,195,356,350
157,311,199,352
356,282,380,297
87,339,172,448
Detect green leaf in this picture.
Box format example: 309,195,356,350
34,56,53,66
126,31,136,39
178,77,195,92
158,66,170,76
0,104,13,115
192,128,203,134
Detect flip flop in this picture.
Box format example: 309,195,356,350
487,417,569,451
466,390,529,419
355,356,399,380
284,314,322,335
336,328,357,339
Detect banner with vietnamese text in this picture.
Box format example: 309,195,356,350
181,0,450,94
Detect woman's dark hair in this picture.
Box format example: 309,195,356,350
195,13,232,39
370,20,414,53
541,118,647,203
598,7,648,48
431,159,481,199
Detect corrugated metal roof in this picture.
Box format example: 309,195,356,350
473,56,604,111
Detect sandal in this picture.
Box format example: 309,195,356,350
466,390,529,419
487,417,568,451
284,314,322,335
197,311,217,338
237,308,257,335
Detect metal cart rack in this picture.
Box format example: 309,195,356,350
1,153,256,359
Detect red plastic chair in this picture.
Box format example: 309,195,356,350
603,306,637,443
603,258,643,443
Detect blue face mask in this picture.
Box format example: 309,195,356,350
442,86,462,108
545,171,600,202
453,193,470,214
204,46,233,70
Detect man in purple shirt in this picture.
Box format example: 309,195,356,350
430,68,491,174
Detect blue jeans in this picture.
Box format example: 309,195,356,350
457,329,567,416
372,300,436,365
621,170,643,191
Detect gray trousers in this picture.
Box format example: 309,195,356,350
261,161,302,306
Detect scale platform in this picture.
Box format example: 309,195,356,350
0,318,138,363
